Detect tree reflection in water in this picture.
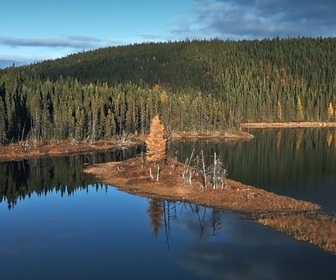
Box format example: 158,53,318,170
175,128,336,212
147,199,225,250
0,146,142,209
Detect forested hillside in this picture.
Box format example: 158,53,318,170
0,37,335,145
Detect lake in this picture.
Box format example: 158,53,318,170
1,128,336,280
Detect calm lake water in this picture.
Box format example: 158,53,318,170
1,128,336,280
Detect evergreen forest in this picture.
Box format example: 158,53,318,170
0,37,335,146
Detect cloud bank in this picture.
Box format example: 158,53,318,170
173,0,336,40
0,36,102,50
0,36,117,68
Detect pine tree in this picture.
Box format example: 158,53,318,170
145,115,167,163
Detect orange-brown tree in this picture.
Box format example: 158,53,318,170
145,115,167,163
327,102,334,121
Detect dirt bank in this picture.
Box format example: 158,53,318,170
241,121,336,128
84,157,318,213
171,130,254,140
0,131,253,162
0,138,143,162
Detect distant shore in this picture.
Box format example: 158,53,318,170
1,121,335,162
241,121,336,128
0,130,253,162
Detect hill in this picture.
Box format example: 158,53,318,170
7,37,336,91
0,37,335,145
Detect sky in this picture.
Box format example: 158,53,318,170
1,0,335,68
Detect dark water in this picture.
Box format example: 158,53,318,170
1,129,336,280
175,128,336,213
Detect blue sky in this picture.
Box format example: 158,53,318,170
1,0,335,68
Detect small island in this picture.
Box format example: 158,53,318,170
85,116,336,255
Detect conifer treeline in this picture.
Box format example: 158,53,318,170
0,37,335,145
0,76,231,144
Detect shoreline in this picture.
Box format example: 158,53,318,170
0,130,253,162
0,121,335,162
241,121,336,128
0,138,143,162
84,158,320,213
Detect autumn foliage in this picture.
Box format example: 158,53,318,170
145,115,167,163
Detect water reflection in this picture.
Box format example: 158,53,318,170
175,128,336,183
145,199,336,280
147,200,226,252
1,128,335,212
0,147,142,209
175,128,336,213
147,199,164,238
0,138,336,280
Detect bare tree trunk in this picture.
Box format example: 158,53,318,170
213,152,217,189
140,152,145,168
156,165,160,181
201,150,207,188
149,167,154,180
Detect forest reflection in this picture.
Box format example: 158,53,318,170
1,128,335,211
175,128,336,189
0,147,142,209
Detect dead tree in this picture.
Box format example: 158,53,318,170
182,148,195,186
206,152,227,189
